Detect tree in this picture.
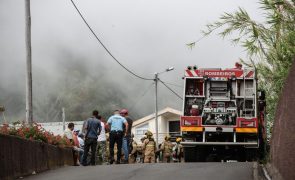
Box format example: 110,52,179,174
190,0,295,138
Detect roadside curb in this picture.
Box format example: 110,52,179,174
261,164,271,180
253,163,272,180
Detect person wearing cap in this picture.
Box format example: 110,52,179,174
82,110,102,166
106,110,128,164
120,109,133,164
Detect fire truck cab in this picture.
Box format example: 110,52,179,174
180,64,266,162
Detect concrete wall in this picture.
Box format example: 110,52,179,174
0,134,74,180
269,61,295,180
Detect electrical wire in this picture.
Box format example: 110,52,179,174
158,79,183,100
70,0,153,81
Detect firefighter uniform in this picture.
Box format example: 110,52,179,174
105,133,110,162
129,140,138,163
142,131,156,163
173,138,183,162
137,137,146,163
160,135,174,163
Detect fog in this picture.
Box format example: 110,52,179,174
0,0,263,122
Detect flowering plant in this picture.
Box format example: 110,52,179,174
0,121,72,147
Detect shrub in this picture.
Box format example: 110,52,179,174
0,122,72,147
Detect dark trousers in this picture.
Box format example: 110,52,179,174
109,131,123,163
82,138,97,165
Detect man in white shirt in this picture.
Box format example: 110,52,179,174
96,115,108,164
64,122,79,166
64,123,74,143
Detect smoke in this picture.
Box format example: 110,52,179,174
0,0,262,123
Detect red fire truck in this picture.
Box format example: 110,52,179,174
180,63,266,162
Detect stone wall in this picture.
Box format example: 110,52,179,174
269,61,295,180
0,134,74,180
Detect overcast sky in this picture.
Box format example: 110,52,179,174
0,0,264,121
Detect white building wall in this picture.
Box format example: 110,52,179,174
39,121,84,135
132,115,179,144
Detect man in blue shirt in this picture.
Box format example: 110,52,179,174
82,110,101,166
106,110,128,164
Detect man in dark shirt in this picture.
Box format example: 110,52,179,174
82,110,101,166
120,109,133,164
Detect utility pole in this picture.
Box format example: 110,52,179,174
153,67,174,145
62,108,66,131
25,0,33,125
154,73,159,145
0,106,6,124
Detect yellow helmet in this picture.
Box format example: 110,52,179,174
145,130,153,137
165,135,171,141
176,137,182,143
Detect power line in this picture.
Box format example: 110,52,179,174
70,0,153,81
158,79,183,100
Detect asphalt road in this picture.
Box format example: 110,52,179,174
25,162,255,180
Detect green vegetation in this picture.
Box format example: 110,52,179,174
191,0,295,138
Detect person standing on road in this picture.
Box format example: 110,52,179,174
142,131,157,163
96,115,108,165
82,110,101,166
82,111,99,134
129,134,138,163
173,137,183,163
160,135,174,163
120,109,133,164
106,110,128,164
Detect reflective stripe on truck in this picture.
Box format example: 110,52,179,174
181,126,202,132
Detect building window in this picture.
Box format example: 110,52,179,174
168,120,180,137
135,123,149,135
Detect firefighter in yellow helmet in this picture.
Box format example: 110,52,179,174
173,137,183,162
142,131,157,163
160,135,174,163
